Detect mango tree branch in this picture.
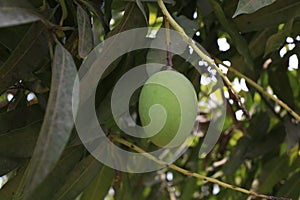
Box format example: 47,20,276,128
110,135,291,200
156,0,300,122
214,58,300,122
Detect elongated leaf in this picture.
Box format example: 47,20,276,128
284,118,300,151
264,19,294,56
0,163,27,200
0,22,49,94
0,122,41,158
0,157,18,176
54,155,103,200
277,171,300,199
14,43,77,199
27,146,84,200
122,0,174,3
135,0,148,24
0,105,44,135
257,156,290,193
77,4,93,58
233,0,300,32
233,0,276,18
0,0,39,28
81,165,115,200
210,0,254,69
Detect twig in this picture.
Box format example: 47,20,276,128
156,0,300,122
110,135,291,200
164,16,173,69
156,0,248,119
214,58,300,122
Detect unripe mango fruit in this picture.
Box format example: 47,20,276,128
139,70,198,147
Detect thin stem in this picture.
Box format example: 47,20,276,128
156,0,300,123
214,58,300,122
164,16,173,69
110,135,290,200
156,0,248,118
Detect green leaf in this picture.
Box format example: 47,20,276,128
175,15,199,37
0,105,44,135
0,122,41,158
284,118,300,151
26,146,84,200
0,157,18,176
122,0,175,3
264,19,294,56
0,0,39,28
210,0,254,69
14,43,77,199
77,4,93,58
135,0,148,24
277,171,300,199
233,0,300,32
54,155,103,200
81,165,115,200
233,0,276,18
257,156,290,193
0,22,49,94
0,163,27,200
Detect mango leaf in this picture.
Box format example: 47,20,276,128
53,155,103,200
0,122,41,158
0,105,44,135
277,170,300,199
233,0,276,18
26,146,84,200
257,155,299,193
0,22,49,94
233,0,300,32
122,0,175,3
0,157,18,176
284,117,300,151
77,4,93,58
0,163,27,200
81,165,115,200
210,0,254,69
0,0,39,28
264,18,294,56
175,15,199,37
14,43,77,199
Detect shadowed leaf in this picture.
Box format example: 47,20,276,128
0,0,39,28
77,4,93,58
233,0,276,18
14,43,77,199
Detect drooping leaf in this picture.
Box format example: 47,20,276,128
14,43,77,199
0,22,49,94
0,122,41,158
26,146,84,200
53,155,103,200
0,157,18,176
122,0,175,3
264,18,294,56
135,0,148,24
210,0,254,69
233,0,300,32
0,163,27,200
175,15,199,37
233,0,276,18
0,0,39,28
0,105,44,135
277,170,300,199
284,117,300,151
77,4,93,58
81,165,115,200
